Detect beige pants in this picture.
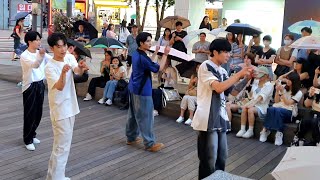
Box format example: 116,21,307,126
46,116,75,180
180,95,197,111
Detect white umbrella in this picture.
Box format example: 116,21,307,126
288,20,320,36
183,29,216,51
289,36,320,49
149,46,193,62
272,146,320,180
211,28,229,38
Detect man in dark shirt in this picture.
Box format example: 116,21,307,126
126,32,171,152
75,24,90,43
170,21,188,53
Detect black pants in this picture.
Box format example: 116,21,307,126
197,130,228,180
23,81,45,145
297,111,320,144
74,72,89,83
87,76,107,97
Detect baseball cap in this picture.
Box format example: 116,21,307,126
255,66,269,78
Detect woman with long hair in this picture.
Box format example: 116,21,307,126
158,28,172,47
106,24,117,39
12,18,25,60
98,57,126,105
119,20,130,45
199,16,212,30
259,71,303,146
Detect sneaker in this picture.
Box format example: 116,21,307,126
236,129,246,137
105,99,112,106
145,143,165,152
33,138,40,144
184,118,192,125
83,93,92,101
176,116,184,123
242,130,254,139
275,131,283,146
259,130,271,142
153,110,159,117
127,137,143,145
98,98,105,104
25,143,35,151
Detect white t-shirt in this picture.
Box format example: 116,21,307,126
111,66,126,79
20,50,52,92
45,54,80,121
251,81,274,114
157,36,171,46
273,90,303,117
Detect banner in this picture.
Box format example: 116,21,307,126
52,0,67,10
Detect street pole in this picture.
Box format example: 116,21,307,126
32,0,38,31
67,0,72,17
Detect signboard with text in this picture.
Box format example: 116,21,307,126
17,4,32,12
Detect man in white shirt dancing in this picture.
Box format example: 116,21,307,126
45,33,88,180
20,31,51,151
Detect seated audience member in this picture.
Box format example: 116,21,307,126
274,34,294,78
75,24,90,43
176,64,200,125
299,50,320,93
72,47,89,83
259,71,303,146
98,57,126,105
296,85,320,146
236,66,274,139
226,53,257,123
83,50,112,101
255,35,276,80
161,58,178,89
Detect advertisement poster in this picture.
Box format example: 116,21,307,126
52,0,67,10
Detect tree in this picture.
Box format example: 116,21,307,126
155,0,175,40
134,0,150,32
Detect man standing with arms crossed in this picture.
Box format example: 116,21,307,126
45,33,88,180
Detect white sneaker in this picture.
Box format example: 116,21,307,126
153,110,159,117
105,99,112,106
236,129,246,137
242,130,254,139
275,131,283,146
184,118,192,125
259,130,271,142
176,116,184,123
25,143,35,151
83,93,92,101
33,138,40,144
98,98,105,104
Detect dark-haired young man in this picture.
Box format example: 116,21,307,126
20,31,52,151
170,21,188,53
126,32,170,152
45,33,88,180
191,39,253,179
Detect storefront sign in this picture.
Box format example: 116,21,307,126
17,4,32,12
52,0,67,10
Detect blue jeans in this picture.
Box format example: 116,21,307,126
103,80,118,100
197,130,228,180
264,107,292,132
125,93,155,148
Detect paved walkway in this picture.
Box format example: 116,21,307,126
0,79,285,180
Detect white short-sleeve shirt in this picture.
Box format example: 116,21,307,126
45,54,80,121
20,50,52,92
251,81,274,114
273,90,303,117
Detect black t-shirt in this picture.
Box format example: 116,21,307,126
199,23,213,31
172,30,188,53
258,48,276,59
250,45,263,56
301,52,320,88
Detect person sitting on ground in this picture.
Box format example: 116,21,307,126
160,58,178,89
98,57,126,105
259,71,303,146
226,53,258,129
72,47,89,83
74,24,90,43
83,50,112,101
274,34,295,78
236,66,274,139
176,64,199,125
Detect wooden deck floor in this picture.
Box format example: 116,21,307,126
0,80,286,180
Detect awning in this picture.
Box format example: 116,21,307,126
94,0,129,8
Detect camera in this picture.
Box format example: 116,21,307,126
110,64,116,68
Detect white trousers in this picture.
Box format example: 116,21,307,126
46,116,75,180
